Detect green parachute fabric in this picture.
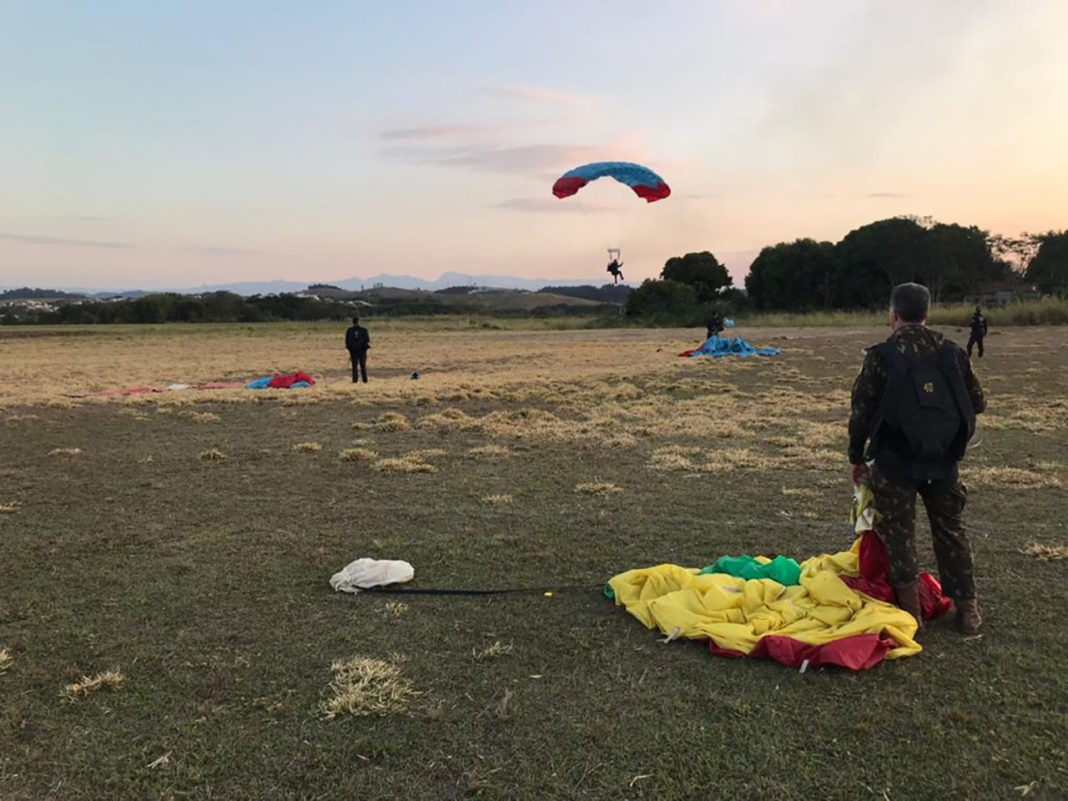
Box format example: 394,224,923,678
699,554,801,585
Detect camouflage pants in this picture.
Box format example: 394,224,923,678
870,468,977,601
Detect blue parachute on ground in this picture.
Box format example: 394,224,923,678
682,335,781,359
552,162,671,203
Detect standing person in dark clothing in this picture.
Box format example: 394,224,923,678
705,312,724,340
967,304,988,358
848,283,986,635
345,316,371,384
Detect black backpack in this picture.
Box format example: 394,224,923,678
869,341,975,481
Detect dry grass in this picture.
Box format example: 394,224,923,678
405,448,448,460
384,601,409,617
1020,542,1068,561
375,412,412,433
178,410,220,423
292,441,323,452
199,448,226,461
781,487,822,500
372,457,437,474
0,649,12,672
62,669,125,702
0,502,20,514
467,444,512,460
5,414,39,423
339,448,378,462
962,466,1062,489
48,447,82,458
574,481,623,495
473,641,514,661
481,494,514,505
321,656,418,719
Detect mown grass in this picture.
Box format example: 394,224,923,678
0,326,1065,799
739,297,1068,328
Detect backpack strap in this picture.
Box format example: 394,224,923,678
866,342,907,459
937,341,976,444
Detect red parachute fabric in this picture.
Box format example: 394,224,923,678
708,634,898,671
267,371,315,389
839,532,952,621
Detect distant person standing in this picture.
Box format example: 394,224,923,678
967,305,988,358
705,312,724,340
345,316,370,383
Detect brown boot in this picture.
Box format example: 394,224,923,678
892,582,924,633
955,598,982,635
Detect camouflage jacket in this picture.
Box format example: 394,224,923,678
848,325,985,465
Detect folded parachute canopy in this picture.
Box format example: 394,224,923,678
552,161,671,203
679,335,781,359
245,371,316,390
606,487,951,672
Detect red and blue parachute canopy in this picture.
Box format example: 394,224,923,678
552,161,671,203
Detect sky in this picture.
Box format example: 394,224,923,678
2,0,1067,290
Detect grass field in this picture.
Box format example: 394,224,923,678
1,322,1066,800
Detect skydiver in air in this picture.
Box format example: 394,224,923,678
606,259,624,285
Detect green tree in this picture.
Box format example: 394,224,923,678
1025,230,1068,295
623,279,700,321
835,218,930,307
745,239,839,310
922,223,997,300
660,251,731,302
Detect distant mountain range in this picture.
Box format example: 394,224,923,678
2,272,623,298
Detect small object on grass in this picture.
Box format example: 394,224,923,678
0,648,13,672
62,669,125,701
330,558,414,594
658,626,682,644
199,448,225,461
146,752,172,769
543,591,554,598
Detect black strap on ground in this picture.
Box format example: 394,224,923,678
363,583,602,596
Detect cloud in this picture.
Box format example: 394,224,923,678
380,124,509,141
0,232,133,249
181,245,261,256
388,142,623,175
479,86,593,108
493,198,613,214
867,192,906,198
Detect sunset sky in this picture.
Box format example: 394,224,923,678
2,0,1066,290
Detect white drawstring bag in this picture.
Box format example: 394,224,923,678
329,558,414,594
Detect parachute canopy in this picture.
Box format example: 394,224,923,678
552,161,671,203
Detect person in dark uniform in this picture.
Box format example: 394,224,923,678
706,312,724,340
967,304,988,358
344,316,371,384
848,283,986,635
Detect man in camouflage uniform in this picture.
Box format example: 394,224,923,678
848,283,985,634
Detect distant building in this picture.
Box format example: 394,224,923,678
964,281,1038,307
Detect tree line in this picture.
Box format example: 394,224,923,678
625,217,1066,322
